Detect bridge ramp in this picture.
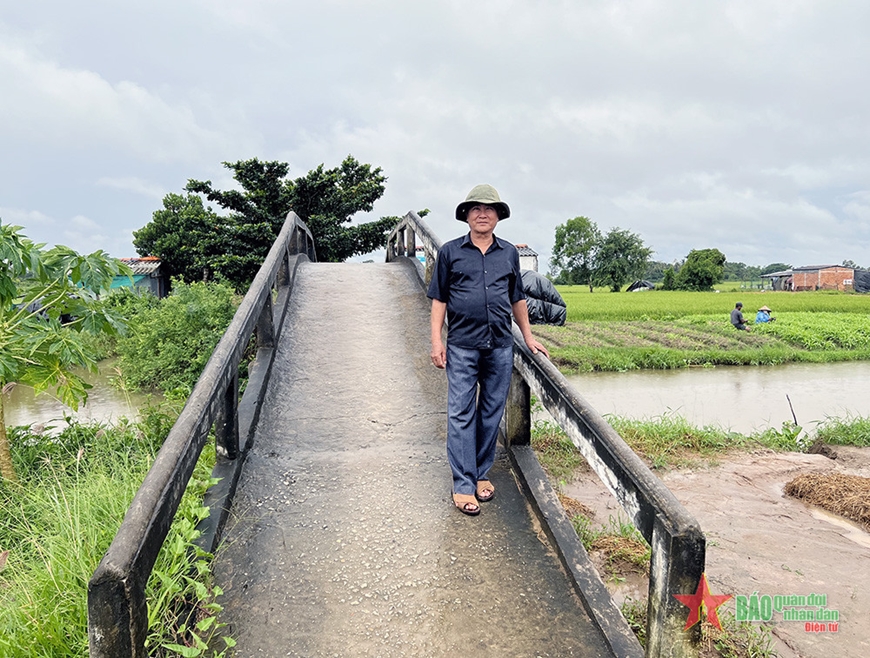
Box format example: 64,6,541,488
212,260,613,657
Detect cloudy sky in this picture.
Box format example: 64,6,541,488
2,0,869,271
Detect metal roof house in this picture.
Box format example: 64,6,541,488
515,244,539,272
112,257,168,298
761,265,859,292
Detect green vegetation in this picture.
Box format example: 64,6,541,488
619,600,775,658
814,414,870,447
136,156,393,289
549,216,652,291
533,289,870,373
555,287,870,321
533,409,869,471
0,222,129,482
0,412,232,657
571,513,651,572
109,281,239,398
671,248,726,291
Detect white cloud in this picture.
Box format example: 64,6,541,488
0,38,241,164
96,177,166,199
1,1,870,267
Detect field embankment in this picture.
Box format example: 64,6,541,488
534,288,870,372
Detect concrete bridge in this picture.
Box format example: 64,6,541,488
87,213,706,657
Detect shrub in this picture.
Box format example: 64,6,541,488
115,281,238,397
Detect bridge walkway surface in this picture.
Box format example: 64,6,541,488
211,260,614,657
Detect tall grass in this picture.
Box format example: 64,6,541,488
0,411,229,657
532,410,866,471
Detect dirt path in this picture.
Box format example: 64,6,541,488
563,446,870,658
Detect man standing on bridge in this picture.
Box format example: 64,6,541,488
428,184,549,516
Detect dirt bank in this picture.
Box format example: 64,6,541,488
563,447,870,658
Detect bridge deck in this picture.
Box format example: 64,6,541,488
212,260,613,657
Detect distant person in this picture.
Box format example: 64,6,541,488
730,302,750,331
428,184,549,516
755,305,775,323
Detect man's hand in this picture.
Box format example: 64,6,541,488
431,339,447,369
524,336,550,358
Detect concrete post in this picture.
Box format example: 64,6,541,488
257,292,275,349
504,367,531,448
214,373,240,460
646,516,706,657
406,228,416,260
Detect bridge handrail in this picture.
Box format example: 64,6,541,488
390,210,705,658
88,212,316,658
385,211,441,284
506,329,705,657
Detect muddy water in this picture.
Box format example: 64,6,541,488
565,361,870,435
3,363,158,429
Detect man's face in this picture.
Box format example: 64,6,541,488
466,204,499,234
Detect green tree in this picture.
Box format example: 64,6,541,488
675,248,726,291
136,155,391,290
722,261,762,282
0,223,128,481
549,216,601,291
661,268,676,290
644,260,671,283
761,262,791,275
133,193,223,284
115,280,237,397
594,227,653,292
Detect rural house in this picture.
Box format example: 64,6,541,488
761,264,866,292
516,244,539,272
111,257,168,298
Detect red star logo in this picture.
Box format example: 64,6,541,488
673,573,733,630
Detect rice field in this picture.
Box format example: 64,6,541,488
555,287,870,321
533,289,870,372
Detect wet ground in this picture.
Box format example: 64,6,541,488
565,446,870,658
211,262,614,657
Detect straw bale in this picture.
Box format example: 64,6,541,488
784,472,870,529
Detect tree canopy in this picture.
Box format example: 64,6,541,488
134,155,394,289
549,218,652,292
594,227,653,292
761,262,792,275
676,248,727,291
549,216,601,292
0,222,128,481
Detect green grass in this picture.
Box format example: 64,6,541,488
530,417,586,482
555,287,870,321
0,411,232,657
532,409,864,471
533,311,870,373
813,414,870,447
620,599,776,657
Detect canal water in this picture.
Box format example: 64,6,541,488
5,361,869,437
3,364,158,429
565,361,870,435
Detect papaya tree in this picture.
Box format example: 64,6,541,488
0,223,129,482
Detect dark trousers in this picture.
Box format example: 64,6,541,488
445,344,513,495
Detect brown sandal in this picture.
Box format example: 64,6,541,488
476,480,495,503
452,492,480,516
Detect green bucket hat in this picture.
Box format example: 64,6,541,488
455,184,510,221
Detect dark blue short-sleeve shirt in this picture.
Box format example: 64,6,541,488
427,233,526,349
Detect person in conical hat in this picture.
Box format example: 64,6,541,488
428,184,549,516
755,305,775,323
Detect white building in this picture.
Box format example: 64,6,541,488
516,244,538,272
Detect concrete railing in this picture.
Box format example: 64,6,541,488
505,330,705,658
395,212,706,658
87,212,316,658
385,210,442,285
